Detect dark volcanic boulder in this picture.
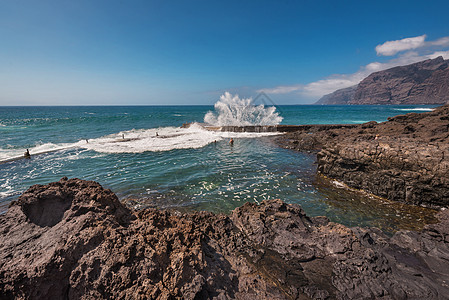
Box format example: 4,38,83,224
0,177,132,299
1,178,449,299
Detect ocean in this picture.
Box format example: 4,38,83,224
0,99,439,233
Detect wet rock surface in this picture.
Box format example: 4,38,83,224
1,178,449,299
277,104,449,208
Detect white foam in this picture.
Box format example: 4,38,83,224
0,191,17,198
0,142,76,162
78,123,279,154
32,143,74,154
0,178,20,199
204,92,283,126
0,123,281,161
394,108,434,112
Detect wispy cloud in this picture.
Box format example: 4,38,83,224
258,35,449,99
375,35,426,56
258,84,303,94
375,35,449,56
428,36,449,47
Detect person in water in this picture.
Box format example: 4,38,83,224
24,149,31,158
229,138,234,145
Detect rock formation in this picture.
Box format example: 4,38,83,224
277,104,449,208
316,56,449,105
1,177,449,299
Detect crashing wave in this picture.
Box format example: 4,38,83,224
204,92,283,126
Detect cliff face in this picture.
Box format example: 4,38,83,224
316,56,449,105
314,86,356,105
1,178,449,299
277,104,449,208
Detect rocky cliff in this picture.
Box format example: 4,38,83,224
314,86,357,105
1,177,449,299
316,56,449,105
277,104,449,208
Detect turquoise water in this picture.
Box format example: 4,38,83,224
0,104,438,231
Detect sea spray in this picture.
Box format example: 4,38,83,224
204,92,283,126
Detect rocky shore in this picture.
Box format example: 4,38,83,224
277,104,449,208
1,177,449,299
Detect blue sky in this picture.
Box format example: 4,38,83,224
1,0,449,105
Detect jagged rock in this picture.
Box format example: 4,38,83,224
276,104,449,208
316,56,449,105
1,178,449,299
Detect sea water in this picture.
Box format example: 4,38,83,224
0,94,439,233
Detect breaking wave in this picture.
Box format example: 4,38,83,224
79,124,278,154
0,124,280,160
204,92,283,126
394,108,434,112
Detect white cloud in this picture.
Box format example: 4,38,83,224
426,50,449,59
428,36,449,47
375,35,426,56
301,75,364,97
258,84,303,94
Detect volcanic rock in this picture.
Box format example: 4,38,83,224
277,104,449,208
1,178,449,299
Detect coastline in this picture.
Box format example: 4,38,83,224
275,103,449,209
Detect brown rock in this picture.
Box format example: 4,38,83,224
277,104,449,208
1,178,449,299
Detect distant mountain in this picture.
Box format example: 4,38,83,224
316,56,449,105
314,86,357,105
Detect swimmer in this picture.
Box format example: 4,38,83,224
86,139,89,143
156,132,159,137
122,134,125,139
229,138,234,145
24,149,31,158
